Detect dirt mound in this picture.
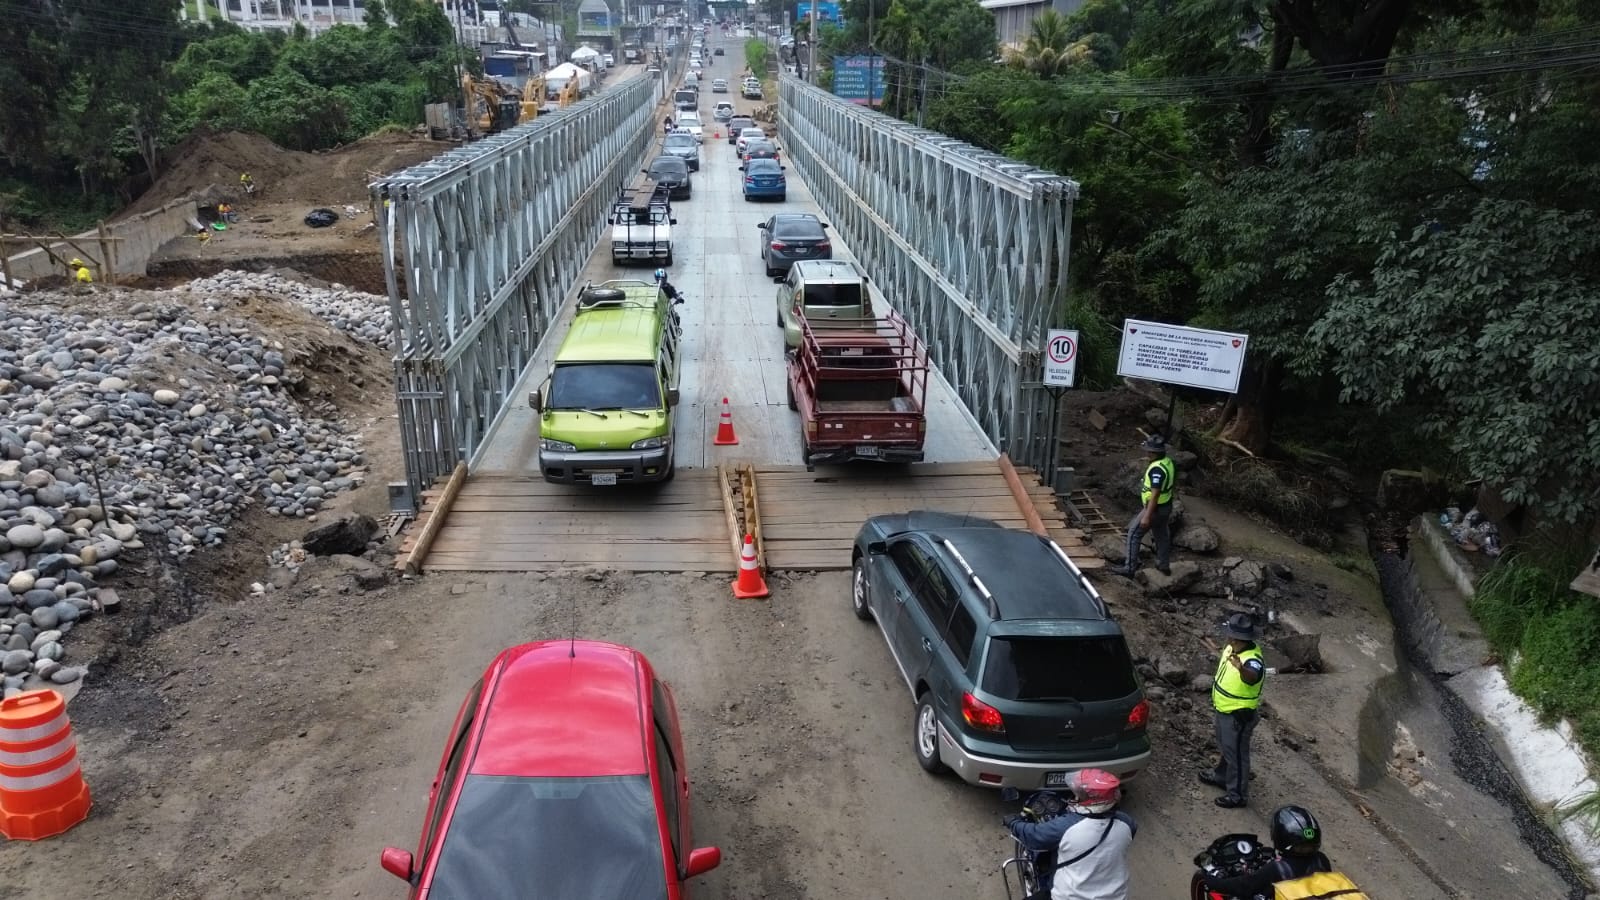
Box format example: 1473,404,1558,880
119,130,304,219
118,129,444,220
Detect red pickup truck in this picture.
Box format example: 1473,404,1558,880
786,312,928,465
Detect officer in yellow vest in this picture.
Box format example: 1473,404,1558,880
1114,434,1176,576
70,258,93,284
1202,612,1266,808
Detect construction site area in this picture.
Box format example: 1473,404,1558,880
0,33,1593,900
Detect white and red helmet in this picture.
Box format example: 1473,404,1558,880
1064,768,1123,815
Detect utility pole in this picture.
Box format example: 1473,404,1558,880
807,3,817,85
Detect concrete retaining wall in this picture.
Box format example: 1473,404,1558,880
3,198,199,285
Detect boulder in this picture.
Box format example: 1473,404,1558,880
1172,524,1220,553
1268,633,1323,672
301,514,379,557
1092,534,1126,565
1170,449,1200,471
1136,560,1202,595
1156,657,1190,685
1228,560,1266,596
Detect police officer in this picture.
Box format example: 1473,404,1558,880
1114,434,1175,577
1203,612,1266,808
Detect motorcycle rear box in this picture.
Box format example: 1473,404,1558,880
1273,872,1369,900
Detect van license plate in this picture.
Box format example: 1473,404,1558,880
857,445,880,458
591,473,619,486
1044,771,1070,787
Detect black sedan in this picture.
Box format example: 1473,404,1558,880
643,156,692,201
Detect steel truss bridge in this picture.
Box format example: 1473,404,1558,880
374,71,1078,510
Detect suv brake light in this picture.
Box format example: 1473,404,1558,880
770,241,787,250
961,692,1005,734
816,241,831,252
1126,698,1150,731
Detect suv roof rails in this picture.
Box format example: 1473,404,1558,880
1042,536,1108,618
937,536,1000,619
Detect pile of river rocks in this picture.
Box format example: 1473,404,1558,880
0,278,383,698
179,270,395,351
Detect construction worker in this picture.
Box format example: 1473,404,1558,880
1203,612,1266,808
218,202,236,223
240,172,255,195
69,258,93,284
1114,434,1175,576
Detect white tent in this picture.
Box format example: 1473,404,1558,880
570,46,601,62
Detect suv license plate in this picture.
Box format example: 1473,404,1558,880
857,445,880,458
591,473,619,486
1044,771,1071,787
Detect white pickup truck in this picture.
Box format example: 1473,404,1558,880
610,185,677,265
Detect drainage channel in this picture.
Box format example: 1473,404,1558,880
1370,516,1593,900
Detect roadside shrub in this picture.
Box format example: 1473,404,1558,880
745,39,769,75
1471,554,1600,760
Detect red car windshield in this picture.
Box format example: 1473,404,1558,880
426,775,669,900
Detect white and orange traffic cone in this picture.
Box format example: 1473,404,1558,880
713,396,739,445
732,534,769,599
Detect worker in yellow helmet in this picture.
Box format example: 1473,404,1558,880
70,258,93,284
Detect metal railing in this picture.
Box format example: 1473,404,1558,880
776,76,1079,472
373,67,672,509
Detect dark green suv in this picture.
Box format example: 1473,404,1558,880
850,511,1151,789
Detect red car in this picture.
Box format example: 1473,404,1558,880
381,640,722,898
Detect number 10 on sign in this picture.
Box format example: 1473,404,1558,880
1044,329,1079,388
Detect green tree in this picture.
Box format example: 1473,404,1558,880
1315,201,1600,524
1008,10,1084,77
241,71,350,150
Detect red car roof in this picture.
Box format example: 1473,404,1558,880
468,640,652,778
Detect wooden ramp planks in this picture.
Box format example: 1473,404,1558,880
415,468,735,572
755,461,1103,572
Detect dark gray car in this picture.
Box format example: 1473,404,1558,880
850,511,1152,790
758,214,831,275
727,116,754,145
662,133,701,171
643,156,692,201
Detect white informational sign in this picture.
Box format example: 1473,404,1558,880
1115,319,1249,393
1043,329,1079,388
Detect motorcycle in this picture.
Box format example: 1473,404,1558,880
997,787,1072,900
1190,832,1278,900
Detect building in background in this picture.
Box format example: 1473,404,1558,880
982,0,1084,52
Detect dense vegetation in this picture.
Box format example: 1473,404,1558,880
0,0,468,229
812,0,1600,531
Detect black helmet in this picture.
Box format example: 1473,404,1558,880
1270,806,1322,856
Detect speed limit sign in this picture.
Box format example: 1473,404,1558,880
1044,329,1079,387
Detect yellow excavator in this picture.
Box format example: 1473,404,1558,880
557,77,580,109
520,75,547,121
462,73,524,134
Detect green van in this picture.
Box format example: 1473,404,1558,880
529,281,682,485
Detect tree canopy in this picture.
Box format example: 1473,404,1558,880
909,0,1600,523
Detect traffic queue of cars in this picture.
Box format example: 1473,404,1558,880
379,53,1150,898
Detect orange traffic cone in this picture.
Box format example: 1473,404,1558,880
0,689,92,841
713,396,739,445
732,534,769,599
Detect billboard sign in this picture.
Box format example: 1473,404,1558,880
1115,319,1249,393
833,55,886,106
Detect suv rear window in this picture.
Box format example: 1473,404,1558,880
800,283,861,307
981,636,1136,702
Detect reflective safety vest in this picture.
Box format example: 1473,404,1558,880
1212,644,1264,713
74,266,93,284
1140,456,1176,505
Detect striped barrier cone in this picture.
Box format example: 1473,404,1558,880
732,534,769,599
713,396,739,445
0,689,92,840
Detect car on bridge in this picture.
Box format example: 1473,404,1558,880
713,101,735,122
675,111,705,143
711,78,729,93
742,79,764,100
736,127,766,154
741,140,781,166
644,156,693,200
530,281,682,484
849,512,1152,789
663,132,701,171
727,116,755,145
741,158,787,201
380,640,722,897
761,216,835,280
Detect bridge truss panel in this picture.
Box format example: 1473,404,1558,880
374,73,663,507
777,77,1078,473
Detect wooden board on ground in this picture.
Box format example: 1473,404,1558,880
756,461,1101,571
414,468,735,572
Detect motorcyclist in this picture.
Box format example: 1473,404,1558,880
654,268,683,304
662,114,675,134
1196,805,1331,898
1004,769,1136,900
